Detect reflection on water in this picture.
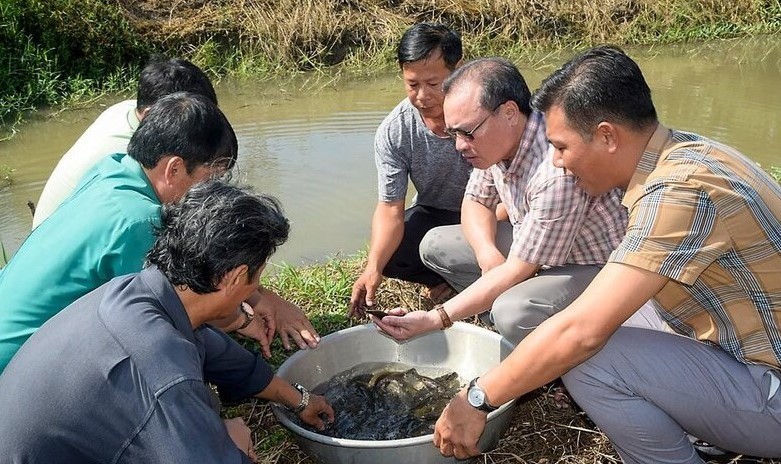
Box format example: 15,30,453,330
0,36,779,265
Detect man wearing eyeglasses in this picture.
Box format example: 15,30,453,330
374,57,645,345
348,23,473,318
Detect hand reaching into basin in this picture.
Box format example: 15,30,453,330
299,394,336,430
433,390,486,459
371,307,442,341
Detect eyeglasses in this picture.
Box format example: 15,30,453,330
445,103,502,141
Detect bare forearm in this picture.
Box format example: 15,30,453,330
441,258,540,322
476,263,669,406
255,375,302,409
461,199,499,257
365,201,405,271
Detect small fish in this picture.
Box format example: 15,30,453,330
365,309,388,319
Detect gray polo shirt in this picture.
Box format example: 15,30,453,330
0,267,273,463
375,98,471,211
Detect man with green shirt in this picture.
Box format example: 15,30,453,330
0,92,235,372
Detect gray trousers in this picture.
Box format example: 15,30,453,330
563,327,781,463
420,222,601,345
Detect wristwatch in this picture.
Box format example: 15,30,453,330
467,377,497,412
237,302,254,330
290,383,310,414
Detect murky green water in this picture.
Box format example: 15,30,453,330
1,36,779,265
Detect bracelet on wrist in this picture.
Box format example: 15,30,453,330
435,304,453,330
290,383,310,414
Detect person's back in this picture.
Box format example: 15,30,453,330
0,92,237,373
0,268,249,463
0,153,161,371
32,57,218,228
32,99,140,228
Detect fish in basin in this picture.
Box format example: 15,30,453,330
293,362,463,440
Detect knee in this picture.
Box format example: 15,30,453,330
419,226,466,271
491,293,553,345
419,229,440,267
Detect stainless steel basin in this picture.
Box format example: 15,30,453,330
272,321,517,464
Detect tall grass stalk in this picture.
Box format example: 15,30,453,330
3,0,780,134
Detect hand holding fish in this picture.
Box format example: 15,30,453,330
372,307,441,341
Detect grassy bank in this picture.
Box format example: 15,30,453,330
242,255,780,464
2,0,780,133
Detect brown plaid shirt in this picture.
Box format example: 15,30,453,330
611,124,781,368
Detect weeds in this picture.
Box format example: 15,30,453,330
2,0,780,135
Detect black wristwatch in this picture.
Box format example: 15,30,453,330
467,377,498,412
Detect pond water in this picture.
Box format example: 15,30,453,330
1,36,779,266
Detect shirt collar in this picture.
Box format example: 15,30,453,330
502,110,547,175
622,123,673,208
138,266,196,344
119,153,163,205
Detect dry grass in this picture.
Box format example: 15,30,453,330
116,0,781,76
225,255,781,463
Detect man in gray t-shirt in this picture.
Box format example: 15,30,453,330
349,23,472,317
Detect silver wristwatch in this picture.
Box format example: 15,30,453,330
467,377,498,412
290,383,310,414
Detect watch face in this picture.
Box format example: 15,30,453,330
468,385,485,407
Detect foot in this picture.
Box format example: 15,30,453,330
422,282,457,303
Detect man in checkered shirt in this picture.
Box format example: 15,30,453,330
373,57,647,345
429,47,781,462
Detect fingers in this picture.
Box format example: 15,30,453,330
365,285,376,308
298,328,320,348
348,286,366,318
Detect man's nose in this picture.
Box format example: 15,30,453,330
552,150,564,168
455,136,470,152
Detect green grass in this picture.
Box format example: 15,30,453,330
2,0,781,135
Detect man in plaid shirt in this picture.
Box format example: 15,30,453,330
374,57,641,344
431,47,781,462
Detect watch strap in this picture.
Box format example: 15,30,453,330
468,377,498,412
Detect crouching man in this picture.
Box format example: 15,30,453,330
0,180,334,463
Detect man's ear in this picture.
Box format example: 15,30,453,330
222,264,250,292
596,122,619,154
162,156,186,186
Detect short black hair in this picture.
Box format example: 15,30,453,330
136,56,218,110
147,180,290,294
397,23,462,70
127,92,238,173
443,57,532,117
531,45,657,138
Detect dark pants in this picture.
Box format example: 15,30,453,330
382,204,460,287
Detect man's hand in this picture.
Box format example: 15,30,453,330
299,394,335,430
433,390,486,459
237,303,275,358
349,268,383,318
372,307,439,341
259,289,320,350
224,417,257,462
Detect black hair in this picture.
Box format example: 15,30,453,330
136,56,218,110
443,57,532,116
127,92,238,173
147,180,290,294
531,45,657,138
397,23,462,70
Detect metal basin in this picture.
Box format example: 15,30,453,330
272,322,517,464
